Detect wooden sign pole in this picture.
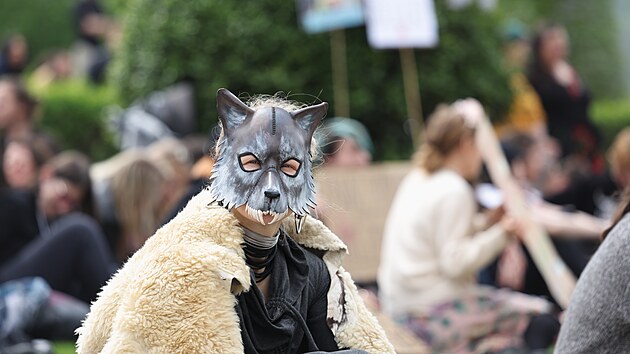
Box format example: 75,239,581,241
330,29,350,118
399,48,424,148
476,116,576,309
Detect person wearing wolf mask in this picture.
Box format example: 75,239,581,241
76,89,395,354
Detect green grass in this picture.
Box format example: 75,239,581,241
592,99,630,149
53,342,76,354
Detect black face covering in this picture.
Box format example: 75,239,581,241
209,89,327,229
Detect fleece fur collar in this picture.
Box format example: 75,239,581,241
76,189,394,353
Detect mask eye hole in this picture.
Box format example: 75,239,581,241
238,153,261,172
281,158,301,177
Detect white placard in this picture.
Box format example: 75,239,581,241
365,0,439,49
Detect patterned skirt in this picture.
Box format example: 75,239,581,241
399,287,552,354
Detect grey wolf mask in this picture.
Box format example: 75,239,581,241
209,88,328,231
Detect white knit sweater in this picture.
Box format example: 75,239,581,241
378,169,508,318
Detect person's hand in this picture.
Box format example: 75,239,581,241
485,205,505,226
500,215,526,240
497,240,527,290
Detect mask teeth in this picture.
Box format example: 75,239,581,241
246,205,257,221
295,214,305,234
270,210,288,224
257,210,264,225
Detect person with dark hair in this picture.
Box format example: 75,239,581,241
479,133,607,303
0,151,117,303
77,89,394,353
496,20,548,141
0,78,38,139
71,0,112,82
3,134,60,192
0,34,28,76
527,23,602,175
554,186,630,353
0,77,40,188
546,126,630,220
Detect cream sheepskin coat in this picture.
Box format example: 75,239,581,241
76,189,395,353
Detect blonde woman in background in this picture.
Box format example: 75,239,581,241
378,99,559,354
110,158,169,262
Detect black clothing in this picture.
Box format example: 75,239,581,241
0,212,117,303
0,189,117,303
0,190,38,265
524,314,561,350
0,54,24,77
527,70,600,160
545,172,619,218
235,231,339,354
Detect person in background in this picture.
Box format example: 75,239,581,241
527,23,602,176
0,78,39,188
0,78,37,140
0,152,112,349
0,34,28,76
312,117,374,245
502,133,607,240
30,50,73,91
546,127,630,220
91,137,191,257
161,133,218,224
145,137,192,218
554,186,630,353
378,99,559,354
3,134,59,192
496,21,548,141
496,21,569,200
110,157,168,262
317,117,373,167
71,0,113,82
0,151,117,304
479,133,608,301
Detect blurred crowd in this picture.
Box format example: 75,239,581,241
375,22,629,354
0,0,118,86
0,1,627,353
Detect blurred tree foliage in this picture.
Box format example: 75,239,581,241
32,80,119,161
553,0,626,99
113,0,511,160
592,100,630,149
1,0,625,161
0,0,76,67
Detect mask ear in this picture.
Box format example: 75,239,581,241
216,88,254,135
292,102,328,140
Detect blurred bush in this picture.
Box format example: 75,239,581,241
31,79,119,161
112,0,512,160
417,2,512,122
592,99,630,150
0,0,76,66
